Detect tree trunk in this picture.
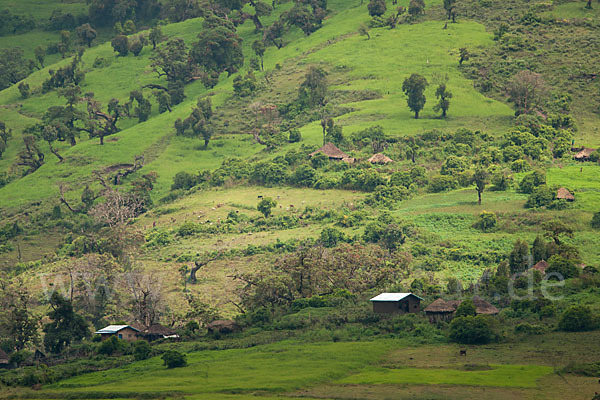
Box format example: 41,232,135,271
415,111,419,119
49,144,64,162
100,134,104,145
478,190,482,205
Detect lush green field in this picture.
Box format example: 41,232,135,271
5,332,600,400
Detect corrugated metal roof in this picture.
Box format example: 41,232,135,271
95,325,140,334
369,293,423,302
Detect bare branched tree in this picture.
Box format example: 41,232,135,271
125,270,166,328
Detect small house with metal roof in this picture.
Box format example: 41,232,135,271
369,293,423,314
95,325,140,341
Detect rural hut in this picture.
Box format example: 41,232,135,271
94,325,140,341
472,297,500,315
369,293,422,314
531,260,549,274
207,320,240,334
368,153,394,165
140,324,179,341
0,349,9,368
574,147,595,161
310,142,349,161
556,187,575,201
424,298,457,323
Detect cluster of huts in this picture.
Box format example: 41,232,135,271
309,142,394,165
369,293,499,323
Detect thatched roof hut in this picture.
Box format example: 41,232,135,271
140,324,178,341
368,153,394,164
556,187,575,201
574,147,595,161
207,320,239,334
424,298,456,322
473,296,499,315
309,142,349,160
424,298,456,313
531,260,548,274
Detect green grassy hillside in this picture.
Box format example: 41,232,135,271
0,0,599,397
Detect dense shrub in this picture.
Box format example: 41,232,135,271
428,175,458,193
455,299,477,317
97,336,126,356
525,185,555,208
161,350,187,368
519,170,546,194
171,172,197,190
133,340,151,361
449,316,497,344
546,255,579,279
591,212,600,229
558,305,595,332
473,211,497,231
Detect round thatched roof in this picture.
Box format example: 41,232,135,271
424,298,456,313
368,153,394,164
556,187,575,201
309,142,349,159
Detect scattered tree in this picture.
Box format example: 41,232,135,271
368,0,387,17
76,23,97,47
402,73,428,119
408,0,425,16
299,66,328,108
507,70,549,116
433,83,452,117
43,292,89,353
162,350,187,368
472,168,489,205
111,35,129,56
149,25,164,50
257,197,277,217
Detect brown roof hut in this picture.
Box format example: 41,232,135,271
473,297,500,315
531,260,549,274
140,324,179,341
424,298,457,323
574,147,595,161
207,320,240,335
556,187,575,201
368,153,394,164
310,142,349,160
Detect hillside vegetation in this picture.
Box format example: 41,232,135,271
0,0,600,398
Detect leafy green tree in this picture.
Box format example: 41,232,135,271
472,168,489,205
0,47,32,91
76,23,97,47
4,286,39,351
283,3,323,36
18,82,30,99
190,24,244,78
257,197,277,218
433,84,452,117
58,30,71,58
402,74,428,119
320,227,345,248
130,39,144,56
358,23,370,40
264,20,286,49
171,171,197,190
443,0,456,19
252,40,266,70
288,128,301,143
408,0,425,16
35,46,46,68
368,0,387,17
43,292,89,353
558,305,594,332
162,350,187,368
518,170,546,194
123,19,136,34
509,239,529,274
546,255,579,279
525,185,555,208
449,316,497,344
459,47,469,65
455,299,477,317
149,26,164,50
17,135,45,174
0,121,12,159
111,35,129,56
299,66,328,108
531,236,547,263
543,220,573,245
